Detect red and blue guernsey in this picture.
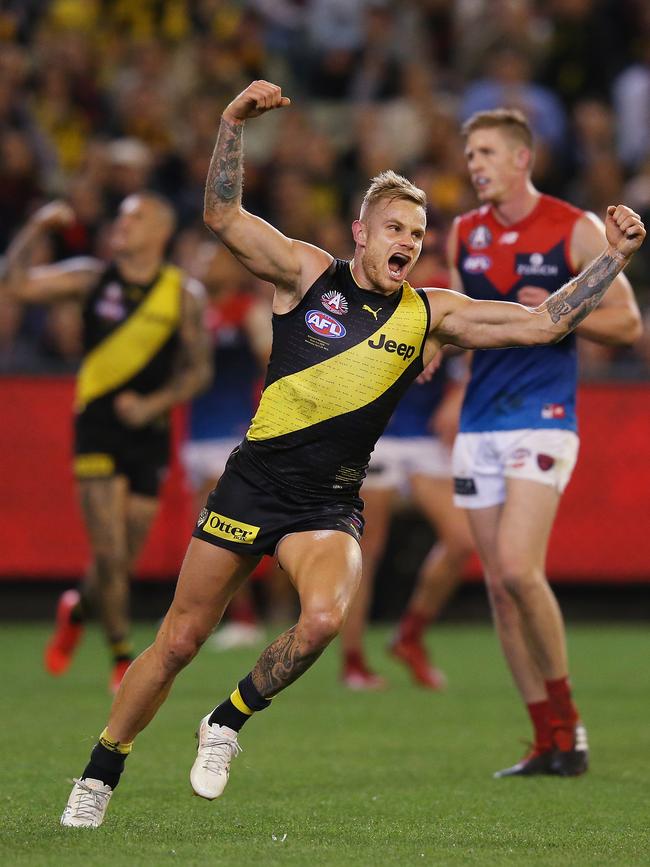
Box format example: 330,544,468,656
455,194,584,433
188,293,262,442
383,358,449,438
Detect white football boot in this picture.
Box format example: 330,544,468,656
190,714,242,800
61,777,112,828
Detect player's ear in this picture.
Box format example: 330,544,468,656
514,146,531,171
352,219,366,247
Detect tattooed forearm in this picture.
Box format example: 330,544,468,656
545,251,624,330
204,116,244,215
251,626,324,698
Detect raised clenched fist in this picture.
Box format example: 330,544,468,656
32,201,75,232
223,80,291,123
605,205,646,260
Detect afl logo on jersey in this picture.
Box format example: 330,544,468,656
468,225,492,249
463,255,492,273
305,310,346,338
321,290,348,315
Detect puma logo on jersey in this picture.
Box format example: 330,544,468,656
367,332,415,360
362,304,382,320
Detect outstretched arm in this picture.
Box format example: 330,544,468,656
203,80,332,307
4,202,101,303
430,205,645,350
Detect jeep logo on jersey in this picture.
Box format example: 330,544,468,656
463,254,491,273
368,332,416,360
468,225,492,249
305,310,346,338
321,290,348,315
516,252,559,276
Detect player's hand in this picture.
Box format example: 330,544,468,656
517,285,550,307
605,205,646,260
31,201,75,232
416,351,443,384
114,391,156,428
223,80,291,123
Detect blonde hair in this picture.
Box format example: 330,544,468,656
461,108,534,151
360,170,427,218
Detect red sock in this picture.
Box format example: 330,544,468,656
397,610,429,643
344,650,366,671
527,700,553,752
545,676,579,751
227,596,257,626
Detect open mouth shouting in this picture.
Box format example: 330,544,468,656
387,252,410,281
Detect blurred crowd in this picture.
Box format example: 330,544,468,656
1,0,650,375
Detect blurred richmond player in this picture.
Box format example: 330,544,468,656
5,193,211,693
449,109,642,777
59,81,644,828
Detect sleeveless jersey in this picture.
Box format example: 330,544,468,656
383,358,449,438
456,195,583,432
76,262,183,426
188,293,262,442
239,259,430,499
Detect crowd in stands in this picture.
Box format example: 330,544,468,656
1,0,649,375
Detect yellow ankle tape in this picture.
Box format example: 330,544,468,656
99,728,134,755
230,688,253,716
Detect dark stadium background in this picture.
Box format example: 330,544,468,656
1,0,649,622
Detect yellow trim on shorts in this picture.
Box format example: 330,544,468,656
74,453,116,478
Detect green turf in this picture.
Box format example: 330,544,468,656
0,622,648,866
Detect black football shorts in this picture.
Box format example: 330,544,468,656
74,415,170,498
192,447,364,557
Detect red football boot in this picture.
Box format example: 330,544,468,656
109,658,132,695
389,637,447,690
44,589,84,675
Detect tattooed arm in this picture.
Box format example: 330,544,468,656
203,80,332,310
426,205,645,351
4,201,101,303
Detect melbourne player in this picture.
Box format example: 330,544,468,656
182,243,273,649
449,109,642,777
341,358,472,690
58,81,644,827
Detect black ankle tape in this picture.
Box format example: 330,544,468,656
238,673,271,711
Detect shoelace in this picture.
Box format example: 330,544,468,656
68,778,110,821
200,730,242,774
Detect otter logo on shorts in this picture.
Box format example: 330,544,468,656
202,511,260,544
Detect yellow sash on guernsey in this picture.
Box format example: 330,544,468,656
247,284,428,441
75,266,183,410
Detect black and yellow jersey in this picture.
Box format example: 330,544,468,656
75,262,183,427
238,259,430,499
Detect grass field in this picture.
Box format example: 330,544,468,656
1,622,648,866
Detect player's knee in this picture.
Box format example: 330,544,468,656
93,547,128,580
499,562,543,600
159,626,207,673
299,608,345,651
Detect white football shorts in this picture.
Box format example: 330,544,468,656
181,437,241,490
363,436,452,491
452,428,579,509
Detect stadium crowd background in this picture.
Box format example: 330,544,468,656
1,0,650,377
